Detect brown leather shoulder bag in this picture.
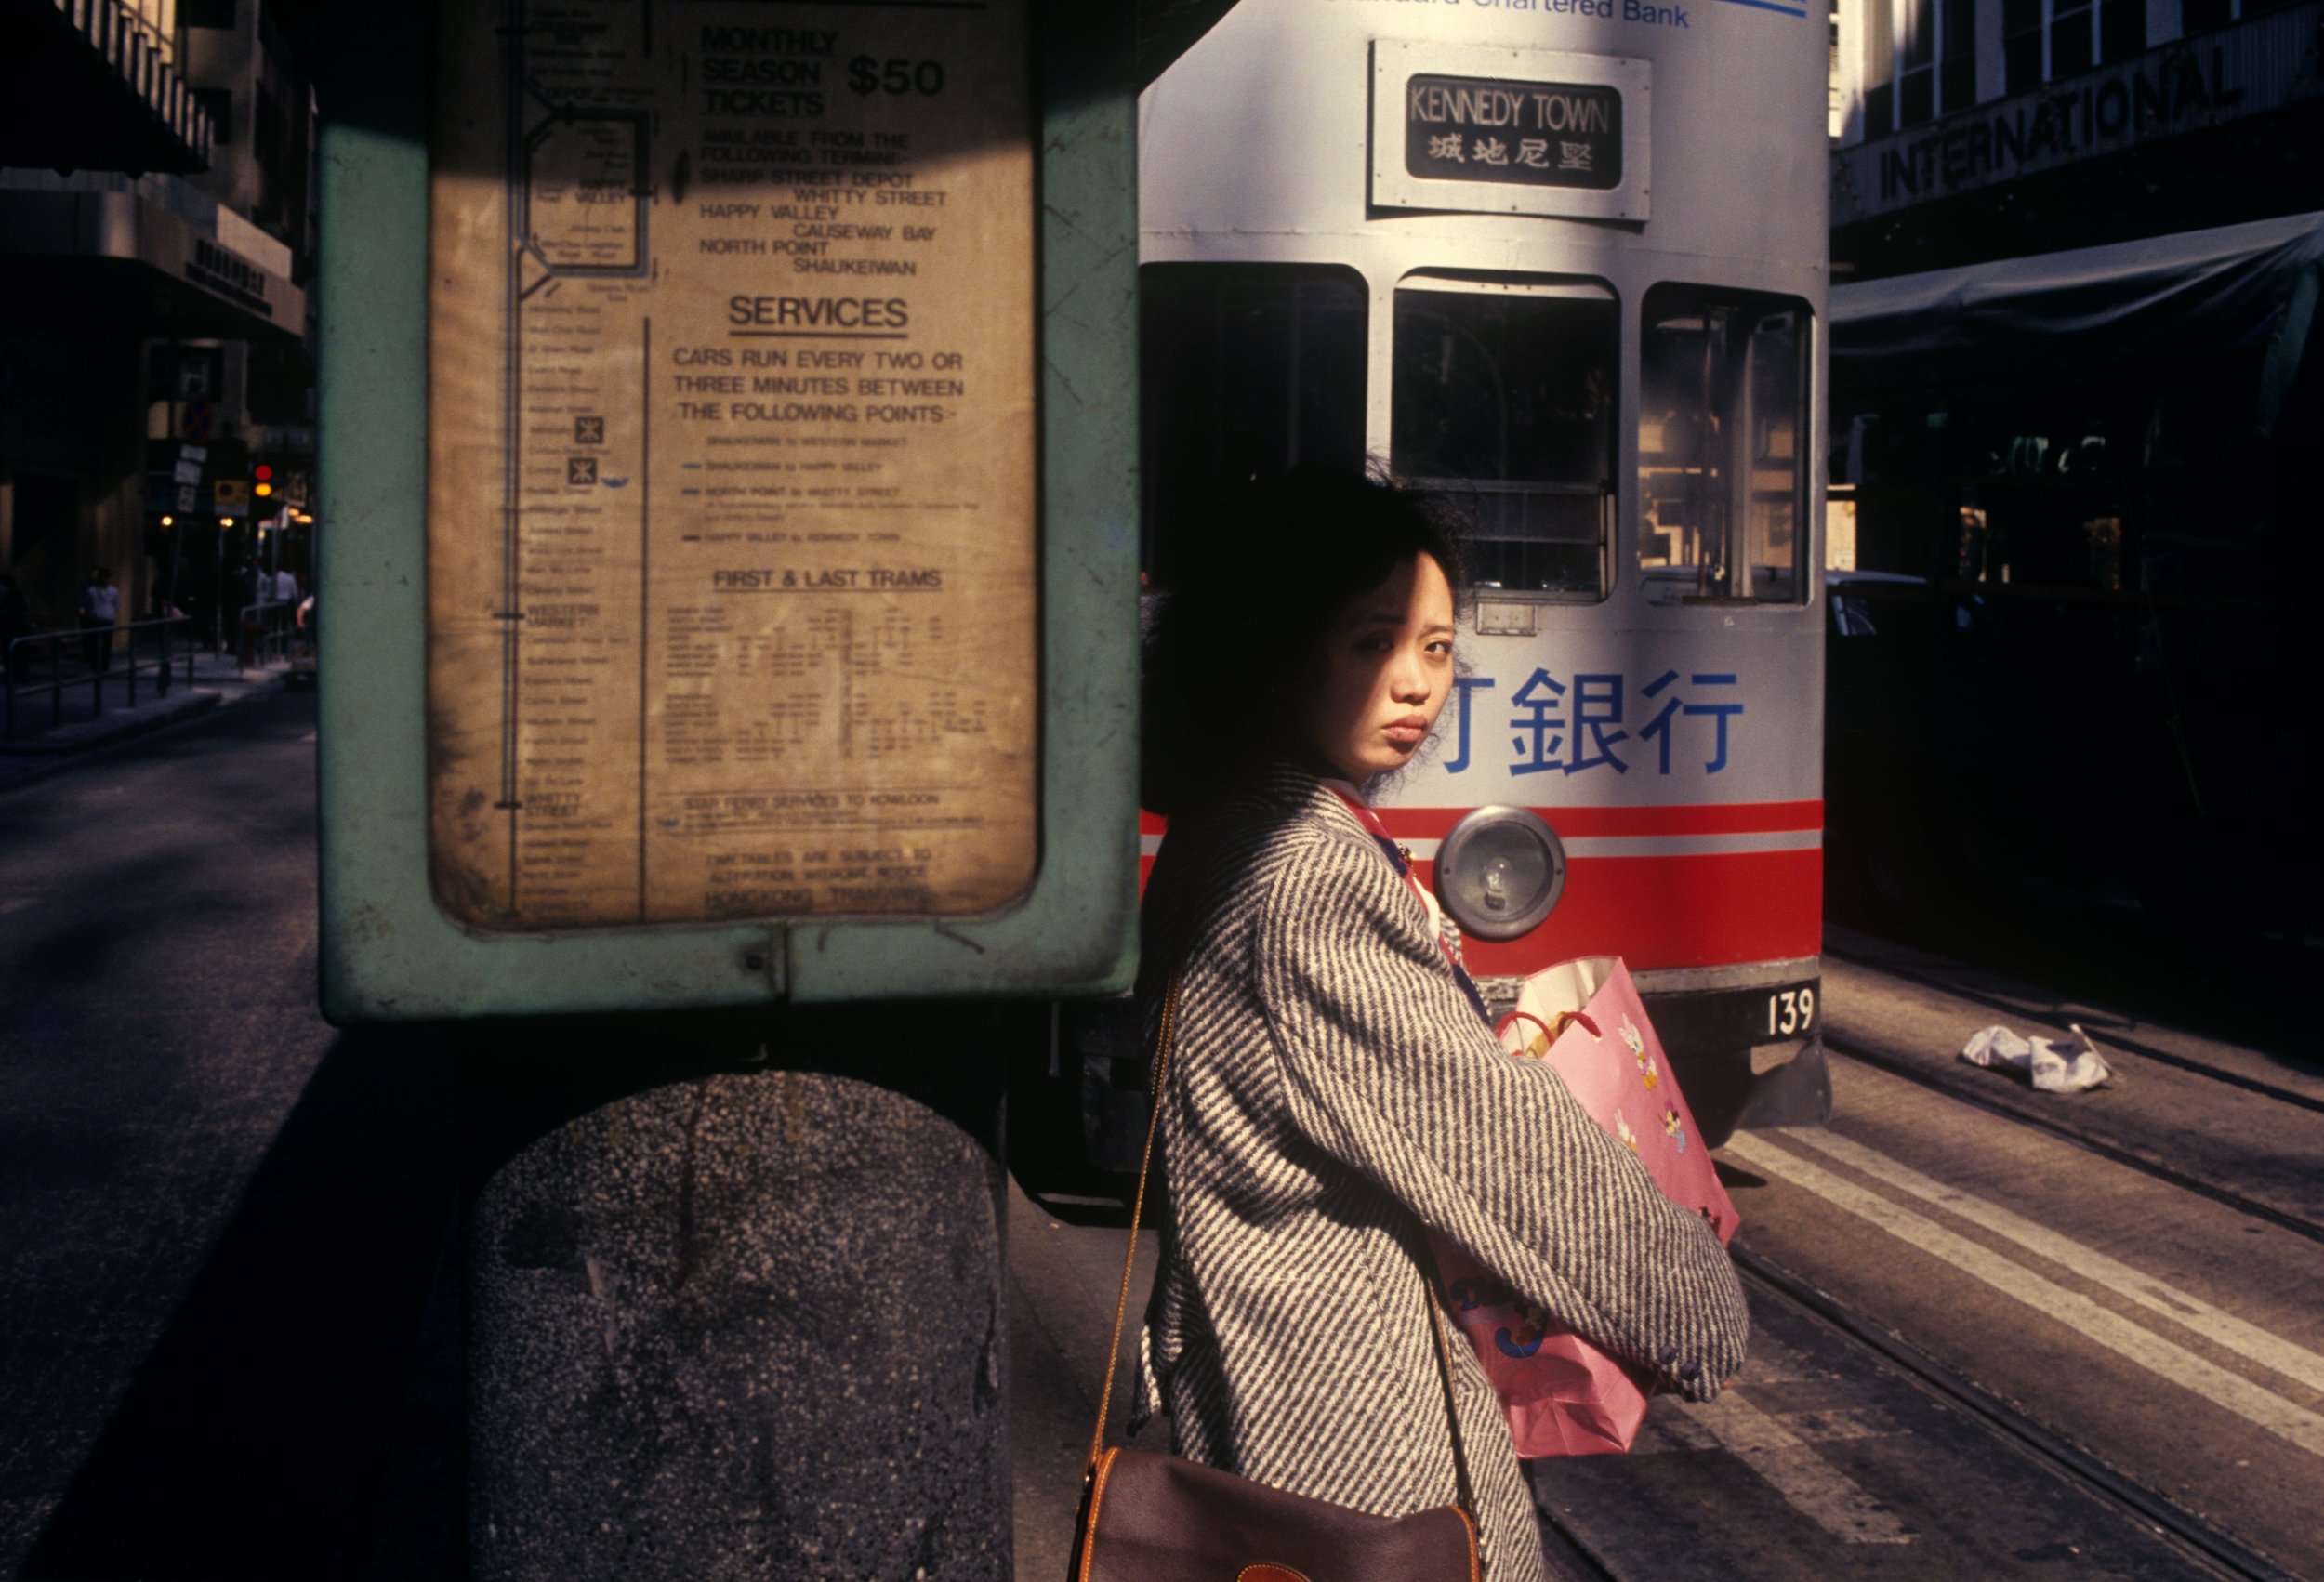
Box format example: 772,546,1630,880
1068,979,1484,1582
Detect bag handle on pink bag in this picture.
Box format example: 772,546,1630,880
1496,1009,1601,1053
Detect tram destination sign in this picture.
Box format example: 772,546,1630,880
1372,42,1651,221
425,0,1038,932
1404,74,1622,192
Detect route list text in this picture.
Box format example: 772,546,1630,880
426,0,1037,929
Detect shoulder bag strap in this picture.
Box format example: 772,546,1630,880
1084,976,1477,1525
1425,1240,1480,1518
1084,975,1183,1477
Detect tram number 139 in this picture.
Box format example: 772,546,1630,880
1767,987,1817,1038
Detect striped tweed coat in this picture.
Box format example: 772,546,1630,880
1130,764,1751,1582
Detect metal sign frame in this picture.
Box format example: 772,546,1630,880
315,4,1139,1022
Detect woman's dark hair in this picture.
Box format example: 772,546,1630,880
1141,466,1467,814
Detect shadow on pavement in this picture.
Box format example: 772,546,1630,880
1827,883,2323,1070
20,1000,1037,1580
20,1029,459,1582
1018,1189,1136,1230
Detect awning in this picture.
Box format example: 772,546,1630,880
0,188,305,338
1830,210,2324,376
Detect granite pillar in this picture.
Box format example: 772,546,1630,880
469,1055,1010,1580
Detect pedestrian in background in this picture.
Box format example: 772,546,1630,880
236,560,264,667
77,567,118,675
265,564,298,664
1133,468,1748,1582
0,573,30,682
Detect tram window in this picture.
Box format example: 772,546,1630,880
1639,285,1812,605
1391,283,1617,600
1140,264,1369,587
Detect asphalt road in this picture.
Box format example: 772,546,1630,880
0,690,459,1580
1719,943,2324,1581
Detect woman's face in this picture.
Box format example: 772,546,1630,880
1301,552,1457,784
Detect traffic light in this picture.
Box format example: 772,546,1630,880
254,459,276,502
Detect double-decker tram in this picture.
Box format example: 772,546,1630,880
1116,0,1836,1146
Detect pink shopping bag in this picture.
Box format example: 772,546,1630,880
1432,956,1738,1457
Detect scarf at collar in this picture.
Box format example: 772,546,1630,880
1318,779,1493,1029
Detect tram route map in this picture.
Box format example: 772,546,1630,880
425,0,1037,930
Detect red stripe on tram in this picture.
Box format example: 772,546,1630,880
1139,847,1822,972
1425,849,1824,974
1370,800,1826,840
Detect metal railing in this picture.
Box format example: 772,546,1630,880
5,615,196,742
237,600,299,670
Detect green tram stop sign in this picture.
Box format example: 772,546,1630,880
314,1,1140,1022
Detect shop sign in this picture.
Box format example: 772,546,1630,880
1833,8,2323,224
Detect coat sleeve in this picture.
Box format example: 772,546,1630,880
1250,830,1749,1401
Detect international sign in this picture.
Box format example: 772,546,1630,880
214,479,250,511
1405,74,1622,192
1830,18,2317,226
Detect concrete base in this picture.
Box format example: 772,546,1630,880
469,1063,1010,1581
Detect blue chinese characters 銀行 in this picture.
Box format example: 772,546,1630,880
1440,668,1745,777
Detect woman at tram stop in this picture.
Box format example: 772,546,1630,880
1133,467,1750,1582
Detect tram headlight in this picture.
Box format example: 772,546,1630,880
1434,805,1566,942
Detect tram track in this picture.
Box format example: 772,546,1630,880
1530,937,2324,1582
1821,942,2324,1114
1723,1249,2298,1582
1531,1234,2299,1582
1817,1030,2324,1250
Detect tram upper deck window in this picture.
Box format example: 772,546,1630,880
1391,280,1617,601
1638,285,1812,606
1140,264,1369,587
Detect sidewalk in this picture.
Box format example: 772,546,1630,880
0,645,294,787
1007,1180,1162,1580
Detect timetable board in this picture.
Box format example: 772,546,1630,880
425,0,1038,931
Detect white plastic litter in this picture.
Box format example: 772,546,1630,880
1960,1024,2115,1092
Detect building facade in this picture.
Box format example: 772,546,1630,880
1,0,315,643
1821,0,2321,930
1829,0,2321,278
